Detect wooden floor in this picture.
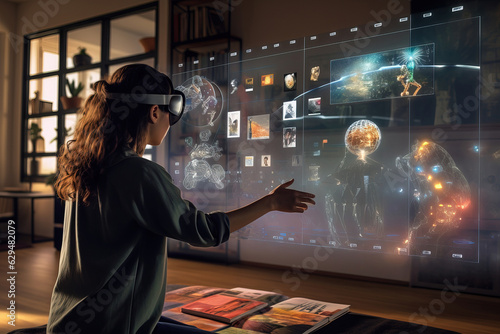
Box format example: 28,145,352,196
0,241,499,333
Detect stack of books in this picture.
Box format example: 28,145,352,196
162,286,350,333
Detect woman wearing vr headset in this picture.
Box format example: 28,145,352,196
47,64,315,334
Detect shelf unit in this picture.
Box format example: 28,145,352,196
21,2,159,183
170,0,241,73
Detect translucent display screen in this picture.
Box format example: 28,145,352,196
169,7,484,262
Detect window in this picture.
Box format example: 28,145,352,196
22,3,158,182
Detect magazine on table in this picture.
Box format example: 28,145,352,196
217,297,350,334
181,293,269,324
163,285,228,311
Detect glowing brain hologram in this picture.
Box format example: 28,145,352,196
345,120,381,161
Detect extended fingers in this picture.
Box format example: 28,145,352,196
299,197,316,205
294,191,316,204
293,194,315,212
295,190,315,199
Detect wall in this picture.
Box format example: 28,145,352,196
231,0,411,50
0,0,17,190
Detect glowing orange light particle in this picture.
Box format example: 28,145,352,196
434,183,443,189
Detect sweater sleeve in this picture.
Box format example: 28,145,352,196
116,157,230,247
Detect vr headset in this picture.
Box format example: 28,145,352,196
106,91,186,126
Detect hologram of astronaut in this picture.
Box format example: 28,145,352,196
397,57,422,97
325,120,384,245
396,141,471,253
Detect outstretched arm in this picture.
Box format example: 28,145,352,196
225,179,316,233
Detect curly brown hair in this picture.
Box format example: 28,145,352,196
55,64,173,204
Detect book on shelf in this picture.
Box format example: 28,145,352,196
181,293,269,324
217,297,350,334
173,5,227,43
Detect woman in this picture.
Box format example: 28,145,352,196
48,64,315,334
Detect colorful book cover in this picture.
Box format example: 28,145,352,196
181,294,268,323
163,286,227,311
162,306,229,332
237,307,328,334
220,288,288,305
272,297,350,320
216,328,263,334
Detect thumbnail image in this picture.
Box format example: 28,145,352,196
261,74,274,86
247,115,270,140
308,165,320,181
284,72,297,91
292,155,302,166
230,79,239,94
245,156,254,167
330,43,434,104
227,111,240,138
283,100,297,119
283,127,296,148
245,78,254,92
308,97,321,114
310,66,320,81
261,155,271,167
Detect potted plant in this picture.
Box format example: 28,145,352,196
139,37,156,53
29,123,44,175
50,126,73,144
73,47,92,67
60,79,84,110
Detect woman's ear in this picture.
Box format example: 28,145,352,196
148,105,160,124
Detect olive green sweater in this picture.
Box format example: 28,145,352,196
47,148,230,334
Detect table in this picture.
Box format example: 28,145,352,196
0,191,55,243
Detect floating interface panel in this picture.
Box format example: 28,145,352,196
169,5,482,262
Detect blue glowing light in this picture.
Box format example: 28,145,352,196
415,166,423,173
398,47,425,66
453,239,475,245
432,165,443,173
474,145,479,152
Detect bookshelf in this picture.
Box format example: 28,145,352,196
170,0,241,73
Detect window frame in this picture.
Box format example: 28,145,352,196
21,2,159,183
